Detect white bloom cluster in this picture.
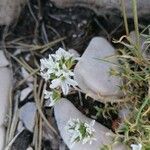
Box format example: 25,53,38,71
66,118,96,146
131,143,142,150
40,48,78,106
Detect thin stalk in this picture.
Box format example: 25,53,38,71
33,78,58,135
5,88,13,145
131,0,140,50
38,82,46,150
7,94,19,144
5,129,24,150
135,98,149,125
121,0,129,36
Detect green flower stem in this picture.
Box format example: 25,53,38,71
131,0,141,51
135,97,149,125
121,0,129,36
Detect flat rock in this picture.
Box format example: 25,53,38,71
19,102,36,132
68,49,80,58
20,87,32,101
0,51,9,67
0,128,5,150
0,51,12,150
51,0,150,17
54,98,126,150
74,37,123,102
0,0,25,25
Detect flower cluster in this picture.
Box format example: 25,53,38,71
66,118,96,145
40,48,78,106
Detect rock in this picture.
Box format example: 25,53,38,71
0,0,26,25
19,102,36,132
17,121,25,132
50,0,150,17
0,128,5,150
54,98,126,150
0,51,12,150
68,49,80,58
26,147,33,150
74,37,123,102
0,51,9,67
20,87,32,101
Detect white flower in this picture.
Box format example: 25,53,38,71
55,64,74,77
131,143,142,150
51,47,74,61
44,90,60,106
50,65,78,95
40,71,51,81
40,55,55,81
66,119,96,145
40,55,55,71
50,70,78,95
40,47,79,97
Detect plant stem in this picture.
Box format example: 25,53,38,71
131,0,140,50
135,97,149,125
121,0,129,36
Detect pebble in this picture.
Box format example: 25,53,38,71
68,49,80,57
0,50,9,67
20,87,32,101
0,50,12,150
74,37,123,102
54,98,126,150
19,102,36,132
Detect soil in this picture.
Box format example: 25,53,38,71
0,0,150,149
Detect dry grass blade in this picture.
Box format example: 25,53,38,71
5,88,13,146
33,77,58,136
16,68,40,88
9,37,66,52
5,93,19,150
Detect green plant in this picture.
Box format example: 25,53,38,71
101,0,150,149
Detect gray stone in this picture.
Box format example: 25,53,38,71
26,147,33,150
54,98,126,150
51,0,150,17
20,87,32,101
0,51,12,150
74,37,123,102
19,102,36,132
0,51,9,67
0,0,25,25
1,0,150,25
68,49,80,58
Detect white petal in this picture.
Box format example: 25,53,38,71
41,72,50,81
66,78,78,87
50,78,61,89
61,82,69,95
